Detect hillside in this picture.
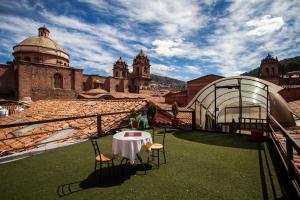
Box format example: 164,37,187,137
243,56,300,76
150,74,186,91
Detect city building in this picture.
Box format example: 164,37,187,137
0,26,151,101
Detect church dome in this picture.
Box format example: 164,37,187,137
13,27,69,62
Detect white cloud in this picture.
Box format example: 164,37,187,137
0,0,299,81
82,0,207,38
151,63,177,75
186,66,203,76
247,15,284,36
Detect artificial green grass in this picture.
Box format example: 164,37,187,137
0,130,283,200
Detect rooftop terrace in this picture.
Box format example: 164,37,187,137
0,130,283,200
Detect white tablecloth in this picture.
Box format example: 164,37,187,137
112,131,152,164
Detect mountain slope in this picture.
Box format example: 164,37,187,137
242,56,300,76
150,74,186,91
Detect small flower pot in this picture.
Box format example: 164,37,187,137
132,120,139,129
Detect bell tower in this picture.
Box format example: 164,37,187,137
113,57,129,78
132,50,150,78
259,54,280,84
130,50,151,93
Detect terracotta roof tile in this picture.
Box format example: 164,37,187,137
0,99,147,157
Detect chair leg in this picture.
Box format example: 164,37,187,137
163,148,166,164
94,161,98,183
99,162,102,184
147,152,150,164
157,150,160,168
111,160,116,177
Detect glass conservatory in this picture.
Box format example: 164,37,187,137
187,76,295,133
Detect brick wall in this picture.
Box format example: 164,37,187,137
17,62,81,100
187,75,222,103
0,64,17,96
279,88,300,102
31,88,77,100
165,91,188,107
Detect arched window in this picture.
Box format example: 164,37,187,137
34,57,41,63
266,67,269,75
24,57,31,62
53,73,63,89
115,71,119,77
271,67,274,76
136,67,139,75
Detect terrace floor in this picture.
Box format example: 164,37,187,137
0,130,284,200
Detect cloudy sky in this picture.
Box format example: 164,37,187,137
0,0,299,81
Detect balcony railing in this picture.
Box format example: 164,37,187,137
0,109,195,157
268,114,300,199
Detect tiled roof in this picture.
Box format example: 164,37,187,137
288,100,300,117
0,100,147,157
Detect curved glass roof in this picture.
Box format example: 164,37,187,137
186,76,294,127
188,76,281,112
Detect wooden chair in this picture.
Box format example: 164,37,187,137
91,138,115,182
145,127,169,168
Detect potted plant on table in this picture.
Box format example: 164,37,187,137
147,103,157,126
171,102,180,127
130,109,140,129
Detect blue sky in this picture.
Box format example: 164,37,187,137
0,0,299,81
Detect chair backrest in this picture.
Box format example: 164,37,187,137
91,138,101,157
152,127,168,146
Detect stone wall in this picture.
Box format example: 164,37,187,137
17,62,81,100
31,88,77,100
0,64,17,97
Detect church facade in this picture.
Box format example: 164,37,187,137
0,27,151,101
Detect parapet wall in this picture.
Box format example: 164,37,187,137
279,87,300,102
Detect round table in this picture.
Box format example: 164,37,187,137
112,130,152,164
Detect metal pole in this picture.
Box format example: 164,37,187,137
286,139,294,199
266,86,269,137
192,110,196,130
97,115,102,137
238,79,242,134
214,84,217,132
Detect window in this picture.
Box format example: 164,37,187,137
136,67,139,75
94,82,100,88
115,71,119,77
116,84,119,91
34,57,41,63
271,67,274,76
265,67,269,75
54,73,63,89
24,57,31,62
144,66,148,73
15,57,21,61
122,71,125,77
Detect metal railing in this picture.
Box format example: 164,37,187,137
268,114,300,199
0,109,195,156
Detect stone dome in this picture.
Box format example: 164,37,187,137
13,27,69,62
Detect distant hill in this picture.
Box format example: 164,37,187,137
242,56,300,76
150,74,186,91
